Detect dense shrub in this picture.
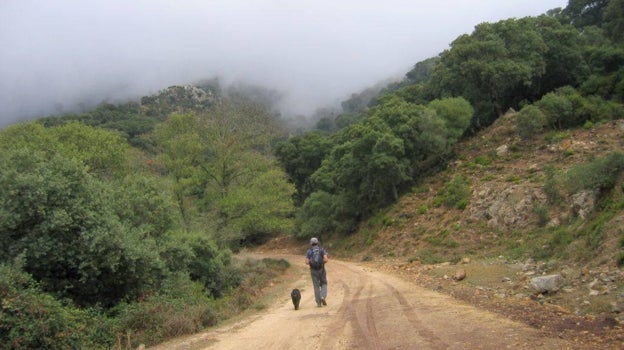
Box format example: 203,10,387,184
543,165,565,205
565,152,624,196
295,191,338,238
0,149,165,307
536,91,576,129
112,273,216,348
435,175,471,210
186,237,240,297
0,264,110,350
515,105,547,139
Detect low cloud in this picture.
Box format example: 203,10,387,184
0,0,566,127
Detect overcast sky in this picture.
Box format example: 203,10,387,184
0,0,567,126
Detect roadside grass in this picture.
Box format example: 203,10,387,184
115,257,291,349
214,258,291,321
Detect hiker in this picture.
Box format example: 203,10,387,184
305,237,329,307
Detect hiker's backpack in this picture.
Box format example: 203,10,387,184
309,246,324,270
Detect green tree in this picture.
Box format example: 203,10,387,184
154,100,293,246
0,149,163,307
536,90,577,129
536,15,589,93
564,0,609,28
0,122,132,179
0,263,108,349
515,105,547,139
429,16,588,131
153,113,205,227
427,97,474,142
112,174,182,239
218,167,295,245
295,191,340,239
603,0,624,43
313,117,409,211
405,57,440,84
49,122,131,179
274,131,333,206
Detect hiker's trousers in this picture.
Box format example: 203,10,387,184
310,267,327,306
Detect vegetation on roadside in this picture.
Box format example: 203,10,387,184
0,86,294,348
2,0,624,348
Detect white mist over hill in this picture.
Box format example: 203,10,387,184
0,0,566,126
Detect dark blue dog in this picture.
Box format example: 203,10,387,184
291,288,301,310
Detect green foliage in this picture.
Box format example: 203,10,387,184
536,90,576,129
565,152,624,196
431,17,550,129
515,84,622,138
0,122,132,179
436,176,472,210
0,149,164,307
405,57,440,84
427,97,474,141
516,105,546,140
603,0,624,43
334,112,362,129
37,102,159,149
295,191,338,238
112,175,182,239
185,237,238,297
153,101,293,246
544,165,565,205
296,95,473,232
48,122,132,179
564,0,610,28
274,131,333,206
218,168,295,246
113,272,217,348
310,114,411,214
0,263,110,349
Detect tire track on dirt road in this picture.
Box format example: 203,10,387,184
380,279,448,349
148,254,589,350
320,278,382,349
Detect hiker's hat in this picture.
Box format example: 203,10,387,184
310,237,319,245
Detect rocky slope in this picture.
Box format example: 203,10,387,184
326,113,624,340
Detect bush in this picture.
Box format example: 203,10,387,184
543,165,565,205
113,273,216,348
583,96,624,122
186,237,239,298
0,264,110,349
0,149,165,307
565,152,624,196
515,105,546,139
436,176,471,210
295,191,338,238
536,91,575,129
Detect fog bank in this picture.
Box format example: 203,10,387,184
0,0,566,126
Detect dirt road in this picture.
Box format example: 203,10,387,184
151,254,590,350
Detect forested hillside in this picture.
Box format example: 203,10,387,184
277,0,624,242
0,83,295,348
1,1,623,348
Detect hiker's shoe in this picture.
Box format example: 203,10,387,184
317,303,322,308
321,298,327,306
